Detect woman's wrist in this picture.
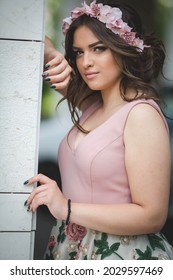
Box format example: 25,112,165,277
58,197,71,222
44,36,57,64
44,46,55,64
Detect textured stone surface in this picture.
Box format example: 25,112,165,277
0,40,44,193
0,194,35,231
0,0,45,260
0,232,34,260
0,0,45,40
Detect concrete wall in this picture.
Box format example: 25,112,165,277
0,0,45,259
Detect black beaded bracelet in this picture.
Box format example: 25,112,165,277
66,199,71,225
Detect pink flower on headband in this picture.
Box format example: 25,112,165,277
62,0,148,52
98,6,122,24
71,7,85,19
84,1,95,15
62,17,72,34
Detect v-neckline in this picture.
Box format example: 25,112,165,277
69,100,130,153
72,100,105,152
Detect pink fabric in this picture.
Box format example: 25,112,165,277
58,99,168,204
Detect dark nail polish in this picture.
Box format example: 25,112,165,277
42,72,48,77
27,206,30,212
23,180,29,185
24,200,28,206
50,85,56,89
45,77,51,82
44,64,50,69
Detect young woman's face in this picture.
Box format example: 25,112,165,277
73,25,122,93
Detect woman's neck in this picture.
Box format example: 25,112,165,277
101,86,125,112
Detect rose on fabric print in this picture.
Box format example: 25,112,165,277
65,222,87,241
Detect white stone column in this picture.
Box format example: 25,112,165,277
0,0,45,259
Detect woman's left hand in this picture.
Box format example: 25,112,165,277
43,50,72,92
25,173,67,220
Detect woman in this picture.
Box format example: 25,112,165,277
25,0,173,259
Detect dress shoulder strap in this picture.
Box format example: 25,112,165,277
122,99,169,133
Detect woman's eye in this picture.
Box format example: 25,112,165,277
73,50,83,57
94,46,107,52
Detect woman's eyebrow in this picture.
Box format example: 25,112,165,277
73,41,103,50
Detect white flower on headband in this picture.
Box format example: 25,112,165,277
62,0,148,52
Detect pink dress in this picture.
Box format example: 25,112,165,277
45,99,173,260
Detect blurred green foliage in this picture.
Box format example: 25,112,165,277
45,0,63,46
41,0,63,120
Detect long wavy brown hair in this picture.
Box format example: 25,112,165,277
58,0,165,133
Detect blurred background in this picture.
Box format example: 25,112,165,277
34,0,173,259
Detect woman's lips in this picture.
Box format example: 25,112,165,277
84,71,99,79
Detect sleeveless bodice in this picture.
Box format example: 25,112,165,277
58,99,168,204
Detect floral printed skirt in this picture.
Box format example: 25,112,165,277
44,220,173,260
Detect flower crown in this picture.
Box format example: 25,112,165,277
62,0,147,52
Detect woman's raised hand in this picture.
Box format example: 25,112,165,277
43,36,72,93
43,50,72,92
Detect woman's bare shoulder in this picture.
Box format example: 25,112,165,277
127,102,166,129
124,102,169,143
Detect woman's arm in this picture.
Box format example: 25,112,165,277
43,36,72,94
26,104,171,235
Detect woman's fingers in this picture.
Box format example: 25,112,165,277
45,52,65,68
43,64,72,83
24,174,60,211
24,173,53,186
24,173,56,207
42,53,72,92
45,66,71,84
27,184,47,206
24,174,66,220
29,192,48,212
53,76,71,91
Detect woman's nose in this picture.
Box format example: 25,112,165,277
83,52,94,68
